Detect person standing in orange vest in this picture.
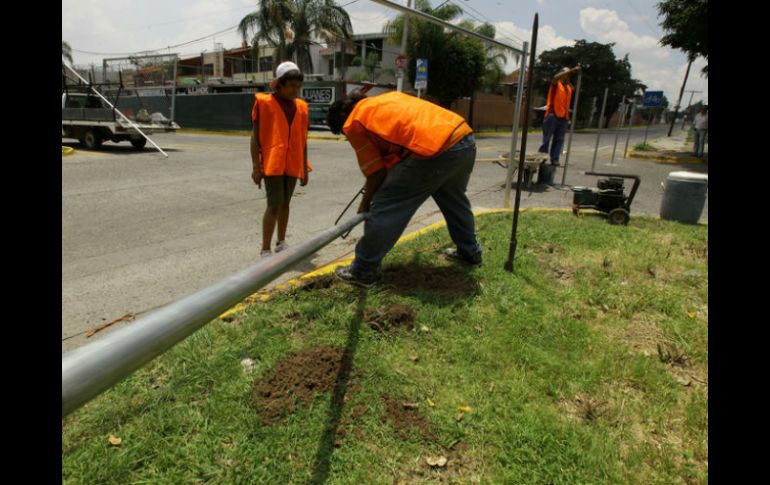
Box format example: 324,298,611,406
250,61,311,258
538,65,581,166
326,91,482,287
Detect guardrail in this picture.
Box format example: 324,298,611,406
62,213,366,417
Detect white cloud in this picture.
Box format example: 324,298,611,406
575,7,707,104
579,7,667,60
492,21,574,73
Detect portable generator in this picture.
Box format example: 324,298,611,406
570,172,641,225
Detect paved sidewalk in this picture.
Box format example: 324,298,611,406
626,126,708,164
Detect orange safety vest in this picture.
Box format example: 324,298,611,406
251,93,310,179
546,81,573,120
343,91,470,158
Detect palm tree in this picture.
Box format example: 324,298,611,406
464,22,508,93
238,0,353,74
62,41,73,64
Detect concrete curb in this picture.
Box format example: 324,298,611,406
177,129,345,142
62,146,75,156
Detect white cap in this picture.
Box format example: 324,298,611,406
275,61,301,79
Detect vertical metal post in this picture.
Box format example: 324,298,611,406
503,41,528,208
170,57,178,123
590,87,609,172
623,102,636,158
643,109,652,145
504,14,538,273
609,101,625,165
397,0,411,92
560,70,581,186
589,96,597,127
668,58,692,136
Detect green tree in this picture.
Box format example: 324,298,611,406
384,0,486,107
657,0,708,76
457,21,508,93
238,0,352,74
62,41,73,64
534,40,646,128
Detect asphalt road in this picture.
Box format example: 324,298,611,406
62,123,706,352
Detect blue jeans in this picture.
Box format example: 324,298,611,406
539,114,568,164
694,129,707,157
352,135,481,274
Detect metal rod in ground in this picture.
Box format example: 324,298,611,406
560,70,582,186
505,13,538,273
668,58,692,137
623,103,636,158
590,87,609,172
609,102,625,165
62,213,367,417
643,109,652,145
503,41,529,208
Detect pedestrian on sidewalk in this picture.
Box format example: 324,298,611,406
326,91,482,288
538,66,581,166
693,106,708,158
250,61,311,259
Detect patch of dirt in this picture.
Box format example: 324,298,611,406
250,345,349,425
395,441,481,484
364,303,416,333
381,394,436,440
334,404,368,447
563,393,608,423
298,274,337,291
382,264,479,299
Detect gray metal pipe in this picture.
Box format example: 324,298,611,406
560,71,582,186
623,103,636,158
503,41,528,208
590,88,609,173
62,213,366,417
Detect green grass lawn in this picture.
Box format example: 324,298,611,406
62,211,708,485
633,142,659,152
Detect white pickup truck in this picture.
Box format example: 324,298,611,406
62,92,180,150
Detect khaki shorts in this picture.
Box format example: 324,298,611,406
264,175,298,207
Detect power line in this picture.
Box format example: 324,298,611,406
72,25,240,57
449,0,526,46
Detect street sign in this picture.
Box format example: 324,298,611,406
395,55,407,69
301,87,335,104
642,91,664,108
415,58,428,90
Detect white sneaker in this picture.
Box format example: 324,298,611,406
276,240,289,253
260,249,272,259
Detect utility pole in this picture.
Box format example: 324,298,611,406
396,0,411,92
681,89,703,129
668,58,692,136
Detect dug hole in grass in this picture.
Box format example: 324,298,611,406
62,211,708,485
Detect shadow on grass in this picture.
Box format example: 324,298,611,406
309,287,366,485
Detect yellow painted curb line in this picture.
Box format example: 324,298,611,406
62,146,75,156
626,150,704,164
177,129,344,141
218,207,575,320
178,129,251,137
308,135,345,141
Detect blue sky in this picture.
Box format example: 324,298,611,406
63,0,707,105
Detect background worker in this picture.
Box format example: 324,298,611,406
538,65,581,166
250,61,310,258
